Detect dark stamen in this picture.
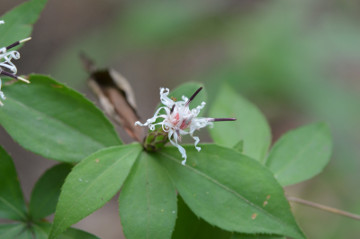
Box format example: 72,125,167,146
185,87,203,106
6,41,20,50
0,69,17,79
0,69,29,83
209,118,236,122
0,70,17,80
170,104,175,114
6,37,31,50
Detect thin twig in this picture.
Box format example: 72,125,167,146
287,196,360,220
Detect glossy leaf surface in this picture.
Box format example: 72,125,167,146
159,145,305,239
172,196,231,239
0,75,121,163
50,144,142,239
119,152,177,239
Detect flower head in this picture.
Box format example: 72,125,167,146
0,20,31,106
135,87,235,165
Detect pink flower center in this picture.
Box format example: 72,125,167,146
171,113,191,130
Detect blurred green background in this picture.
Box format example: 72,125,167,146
1,0,360,238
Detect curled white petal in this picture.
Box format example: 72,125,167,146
0,80,5,102
134,106,167,128
168,130,187,165
160,88,174,107
181,95,188,102
0,21,21,74
191,135,201,151
191,102,206,116
0,21,22,75
0,50,20,73
0,79,5,106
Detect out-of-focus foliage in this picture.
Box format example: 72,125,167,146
266,122,332,186
209,84,271,162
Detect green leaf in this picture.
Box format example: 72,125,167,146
209,84,271,162
0,223,26,239
29,163,72,221
32,224,48,239
18,229,33,239
119,152,177,239
0,0,47,46
0,75,122,163
1,224,33,239
159,145,305,239
266,122,332,186
50,144,142,239
231,233,285,239
172,196,231,239
0,146,27,221
34,223,100,239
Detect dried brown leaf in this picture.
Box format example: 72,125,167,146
81,53,144,142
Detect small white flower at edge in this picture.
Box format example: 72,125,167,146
135,87,236,165
0,20,31,106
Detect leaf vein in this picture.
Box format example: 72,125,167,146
6,96,107,148
160,152,295,231
53,146,140,235
0,196,26,220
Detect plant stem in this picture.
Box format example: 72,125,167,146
287,196,360,220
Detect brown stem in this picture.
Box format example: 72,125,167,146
287,196,360,220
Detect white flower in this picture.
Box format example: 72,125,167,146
135,87,235,165
0,20,31,106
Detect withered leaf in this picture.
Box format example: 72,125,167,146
81,54,144,142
